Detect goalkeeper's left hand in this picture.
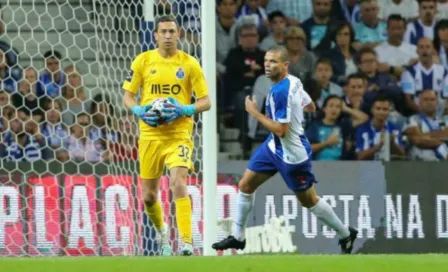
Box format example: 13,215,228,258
161,96,196,123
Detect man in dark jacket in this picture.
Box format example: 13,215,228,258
357,47,406,114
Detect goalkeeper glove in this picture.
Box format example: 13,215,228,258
161,96,196,123
131,104,159,127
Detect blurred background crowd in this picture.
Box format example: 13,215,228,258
0,0,448,164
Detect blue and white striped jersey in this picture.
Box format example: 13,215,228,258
404,19,435,45
400,62,448,115
264,74,312,164
1,130,42,162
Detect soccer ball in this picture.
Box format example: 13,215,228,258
149,98,174,125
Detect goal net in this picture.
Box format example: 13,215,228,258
0,0,225,257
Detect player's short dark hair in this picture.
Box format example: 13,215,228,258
346,73,367,86
44,50,62,60
155,15,178,31
268,11,286,22
387,14,406,27
418,0,436,6
267,45,290,62
315,58,332,69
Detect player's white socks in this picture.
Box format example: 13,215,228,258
309,198,350,239
232,192,255,241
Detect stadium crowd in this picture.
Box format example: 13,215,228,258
0,0,448,163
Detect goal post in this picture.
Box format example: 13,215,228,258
200,0,218,257
0,0,217,257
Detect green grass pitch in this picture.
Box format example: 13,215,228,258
0,254,446,272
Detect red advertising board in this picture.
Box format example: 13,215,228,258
26,176,61,256
0,184,24,256
63,175,98,256
0,174,238,256
100,175,137,256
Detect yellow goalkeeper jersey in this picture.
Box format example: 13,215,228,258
122,49,208,140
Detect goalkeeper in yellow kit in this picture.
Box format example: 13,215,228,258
122,15,211,256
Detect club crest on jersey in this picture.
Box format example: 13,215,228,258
176,67,185,79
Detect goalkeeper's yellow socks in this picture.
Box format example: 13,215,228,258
144,200,164,231
175,196,193,244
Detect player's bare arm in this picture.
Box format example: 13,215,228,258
123,90,138,109
192,95,211,113
245,95,288,138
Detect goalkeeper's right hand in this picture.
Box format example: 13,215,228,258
131,104,159,127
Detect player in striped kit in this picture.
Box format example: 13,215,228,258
212,45,358,254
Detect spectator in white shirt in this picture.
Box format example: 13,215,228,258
404,0,438,45
375,14,419,78
402,89,448,160
378,0,419,21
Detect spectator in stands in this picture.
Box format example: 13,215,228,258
378,0,419,21
344,74,367,111
404,0,437,45
236,0,269,33
216,0,238,76
11,67,46,120
306,95,369,160
0,90,11,133
285,26,316,82
301,0,338,50
322,23,358,85
110,111,138,162
224,23,265,108
434,19,448,70
313,58,344,109
375,15,419,78
402,89,448,160
41,99,69,161
179,17,201,56
60,65,91,126
355,95,405,160
332,0,361,24
437,0,448,19
0,109,45,162
40,50,65,98
67,112,108,162
247,74,271,139
0,48,17,93
259,11,287,51
401,37,448,115
90,94,118,142
353,0,387,48
357,48,405,113
266,0,312,24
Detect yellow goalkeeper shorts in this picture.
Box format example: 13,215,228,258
138,138,195,180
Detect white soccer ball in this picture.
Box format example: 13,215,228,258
149,98,173,124
150,98,168,115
